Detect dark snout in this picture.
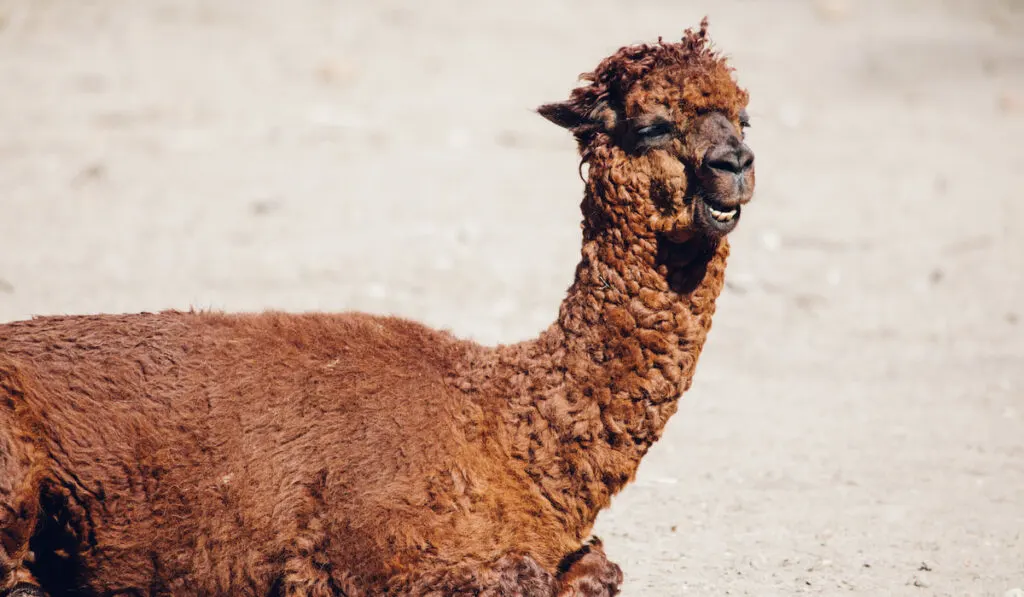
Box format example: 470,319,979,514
705,143,754,183
698,135,755,209
691,112,756,236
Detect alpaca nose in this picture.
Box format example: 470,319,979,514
704,143,754,175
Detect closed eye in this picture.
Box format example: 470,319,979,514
737,109,753,138
634,121,675,151
636,122,674,140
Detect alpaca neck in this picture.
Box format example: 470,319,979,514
477,180,730,538
554,231,727,451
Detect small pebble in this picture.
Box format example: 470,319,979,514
250,199,281,216
315,60,358,86
496,130,521,148
71,163,106,187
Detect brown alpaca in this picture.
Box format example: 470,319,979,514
0,20,754,597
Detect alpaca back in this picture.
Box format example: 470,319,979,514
0,310,486,592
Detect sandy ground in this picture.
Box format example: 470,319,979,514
1,0,1022,594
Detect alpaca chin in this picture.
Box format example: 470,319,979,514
694,195,742,237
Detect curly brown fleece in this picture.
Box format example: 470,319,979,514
0,20,751,597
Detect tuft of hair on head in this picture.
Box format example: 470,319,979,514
681,16,712,55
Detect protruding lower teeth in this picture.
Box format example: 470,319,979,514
708,207,737,222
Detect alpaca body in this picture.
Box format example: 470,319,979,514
0,312,577,594
0,231,727,594
1,21,754,596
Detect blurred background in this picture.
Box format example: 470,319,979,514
1,0,1022,594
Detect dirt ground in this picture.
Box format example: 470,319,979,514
1,0,1022,594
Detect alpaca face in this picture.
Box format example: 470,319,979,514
622,64,755,242
538,25,754,244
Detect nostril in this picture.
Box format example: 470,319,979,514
737,146,754,172
706,153,742,174
705,147,754,175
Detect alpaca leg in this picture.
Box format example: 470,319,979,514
0,363,46,595
280,553,362,597
3,585,48,597
555,539,623,597
396,553,557,597
278,519,363,597
0,438,45,594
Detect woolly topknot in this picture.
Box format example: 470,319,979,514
571,18,725,108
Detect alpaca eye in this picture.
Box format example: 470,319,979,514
635,122,674,143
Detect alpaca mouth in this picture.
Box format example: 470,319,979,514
698,196,740,235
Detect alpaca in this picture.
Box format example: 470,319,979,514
0,20,754,597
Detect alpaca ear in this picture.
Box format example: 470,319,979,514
537,101,591,131
537,100,616,133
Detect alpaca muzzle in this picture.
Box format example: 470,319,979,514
692,138,755,236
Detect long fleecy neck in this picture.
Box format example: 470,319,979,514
454,177,729,538
553,226,728,445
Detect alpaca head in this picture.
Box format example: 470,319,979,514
539,19,754,245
